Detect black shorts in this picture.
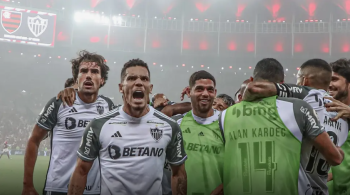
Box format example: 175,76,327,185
44,191,99,195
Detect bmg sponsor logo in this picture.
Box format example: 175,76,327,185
232,105,277,120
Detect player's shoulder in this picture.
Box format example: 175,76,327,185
39,96,63,115
97,95,115,108
276,96,313,111
89,108,120,133
153,108,178,125
47,96,64,108
171,112,187,125
95,106,121,120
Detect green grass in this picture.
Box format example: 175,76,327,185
0,155,49,195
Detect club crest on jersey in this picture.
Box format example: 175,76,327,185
150,128,163,141
97,105,104,115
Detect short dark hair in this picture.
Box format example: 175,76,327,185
189,70,216,88
71,50,110,88
120,59,150,82
216,94,235,106
301,59,331,71
64,78,75,88
253,58,284,83
300,59,332,87
330,59,350,82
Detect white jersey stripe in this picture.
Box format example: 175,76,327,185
95,109,119,119
276,100,303,142
37,122,51,131
154,109,176,123
168,155,188,165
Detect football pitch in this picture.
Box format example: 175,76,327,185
0,155,49,195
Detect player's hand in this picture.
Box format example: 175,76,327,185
324,97,350,121
56,87,76,107
21,186,39,195
153,93,168,108
180,86,190,101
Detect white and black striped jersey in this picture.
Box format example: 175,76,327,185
276,83,349,195
77,105,187,195
37,93,114,194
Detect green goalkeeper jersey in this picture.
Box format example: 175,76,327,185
332,133,350,195
178,110,224,195
219,96,325,195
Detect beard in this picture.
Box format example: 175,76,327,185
198,104,212,113
334,89,348,101
333,83,349,101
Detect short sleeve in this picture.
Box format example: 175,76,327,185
36,97,61,131
293,99,325,140
77,120,101,161
166,122,187,165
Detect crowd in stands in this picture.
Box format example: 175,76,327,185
0,95,51,152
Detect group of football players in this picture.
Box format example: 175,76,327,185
19,50,350,195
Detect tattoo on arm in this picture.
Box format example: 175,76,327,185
176,176,187,195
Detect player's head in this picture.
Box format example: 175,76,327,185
64,78,75,88
296,59,331,91
71,50,110,95
236,79,251,103
329,59,350,101
119,59,152,112
213,94,234,111
252,58,284,83
187,70,217,114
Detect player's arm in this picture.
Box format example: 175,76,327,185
166,120,188,195
170,164,187,195
296,100,344,166
23,97,60,195
68,159,93,195
69,120,101,195
243,82,311,101
161,102,192,117
313,134,344,166
22,125,48,195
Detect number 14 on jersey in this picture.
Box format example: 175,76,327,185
238,141,277,193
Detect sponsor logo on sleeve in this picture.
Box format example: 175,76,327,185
300,106,319,129
176,131,182,158
288,86,303,94
84,127,94,155
43,102,55,118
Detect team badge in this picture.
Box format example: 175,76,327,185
1,10,22,34
28,15,48,37
97,105,104,115
150,127,163,141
